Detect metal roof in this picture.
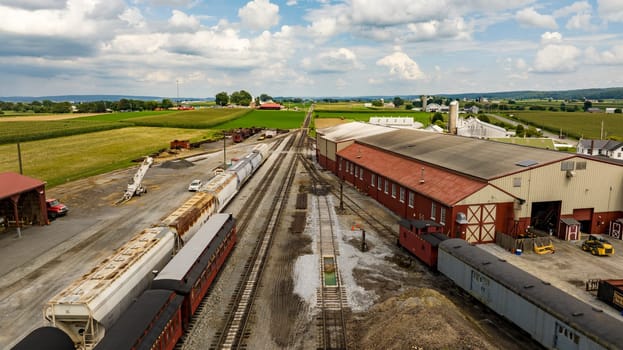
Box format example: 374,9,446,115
0,172,45,200
578,139,623,151
317,121,395,143
356,129,574,180
561,218,580,225
439,239,623,349
338,143,486,206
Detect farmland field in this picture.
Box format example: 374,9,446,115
315,110,431,124
507,111,623,139
119,108,251,128
0,120,130,144
216,110,306,129
0,127,211,187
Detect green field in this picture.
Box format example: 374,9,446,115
0,127,212,187
507,111,623,140
216,110,306,129
315,110,432,124
118,108,252,128
0,120,130,144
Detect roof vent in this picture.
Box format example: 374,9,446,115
516,160,538,167
420,167,425,184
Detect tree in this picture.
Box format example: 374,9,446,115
615,108,622,114
515,124,525,137
477,114,490,123
259,93,273,102
583,100,592,111
215,92,229,106
161,99,174,109
230,90,252,106
393,96,404,108
371,100,383,107
431,112,444,124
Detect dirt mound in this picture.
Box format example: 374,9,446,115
350,288,497,350
160,159,195,169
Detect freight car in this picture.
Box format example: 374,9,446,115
44,227,176,348
41,146,269,350
397,219,447,268
597,279,623,311
94,213,236,350
438,239,623,350
11,327,74,350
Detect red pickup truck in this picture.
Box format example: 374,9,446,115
46,198,68,220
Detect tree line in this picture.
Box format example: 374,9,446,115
0,99,176,114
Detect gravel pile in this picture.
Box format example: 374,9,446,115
160,159,195,169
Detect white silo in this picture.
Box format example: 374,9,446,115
421,95,427,111
449,100,459,134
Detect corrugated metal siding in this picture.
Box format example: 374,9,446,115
491,157,623,217
456,185,516,206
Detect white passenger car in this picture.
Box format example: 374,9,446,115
188,179,202,192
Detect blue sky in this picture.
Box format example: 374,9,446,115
1,0,623,98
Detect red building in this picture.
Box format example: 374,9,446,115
0,172,48,229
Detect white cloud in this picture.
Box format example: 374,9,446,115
541,31,563,44
238,0,280,31
586,46,623,65
566,13,592,30
405,18,470,41
516,7,558,29
168,10,200,31
302,48,361,73
119,7,146,29
376,51,424,80
554,1,592,17
516,58,528,69
286,0,297,5
597,0,623,22
0,0,66,10
533,44,581,73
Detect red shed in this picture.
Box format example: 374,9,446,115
0,172,48,231
258,103,282,110
398,219,447,268
558,217,581,241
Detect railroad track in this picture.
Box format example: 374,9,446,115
312,180,349,350
210,126,307,349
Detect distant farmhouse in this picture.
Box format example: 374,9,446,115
456,116,510,139
577,139,623,160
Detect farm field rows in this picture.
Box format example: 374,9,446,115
216,110,305,129
508,111,623,139
0,127,209,187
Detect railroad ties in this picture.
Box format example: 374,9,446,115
314,183,349,350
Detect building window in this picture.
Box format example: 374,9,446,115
513,177,521,187
399,187,405,203
359,167,364,180
384,179,389,194
391,183,396,198
431,202,437,220
408,192,414,208
440,207,446,225
561,161,574,171
377,176,382,190
575,161,587,170
371,174,376,186
338,159,342,171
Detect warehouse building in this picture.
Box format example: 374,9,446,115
317,125,623,243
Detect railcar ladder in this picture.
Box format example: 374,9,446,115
117,156,153,204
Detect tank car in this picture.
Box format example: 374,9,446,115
11,327,74,350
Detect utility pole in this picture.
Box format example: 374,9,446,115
17,142,23,174
176,79,180,105
223,132,227,168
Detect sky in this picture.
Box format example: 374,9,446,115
1,0,623,98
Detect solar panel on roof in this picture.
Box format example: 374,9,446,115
515,159,538,167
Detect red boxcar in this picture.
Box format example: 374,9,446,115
398,219,447,268
151,213,237,327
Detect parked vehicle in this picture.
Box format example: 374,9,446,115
582,235,614,256
46,199,68,220
188,179,202,192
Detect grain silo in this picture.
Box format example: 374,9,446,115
449,100,459,134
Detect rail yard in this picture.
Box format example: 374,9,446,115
3,109,623,349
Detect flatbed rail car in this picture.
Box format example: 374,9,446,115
438,239,623,350
44,227,176,349
94,214,237,350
